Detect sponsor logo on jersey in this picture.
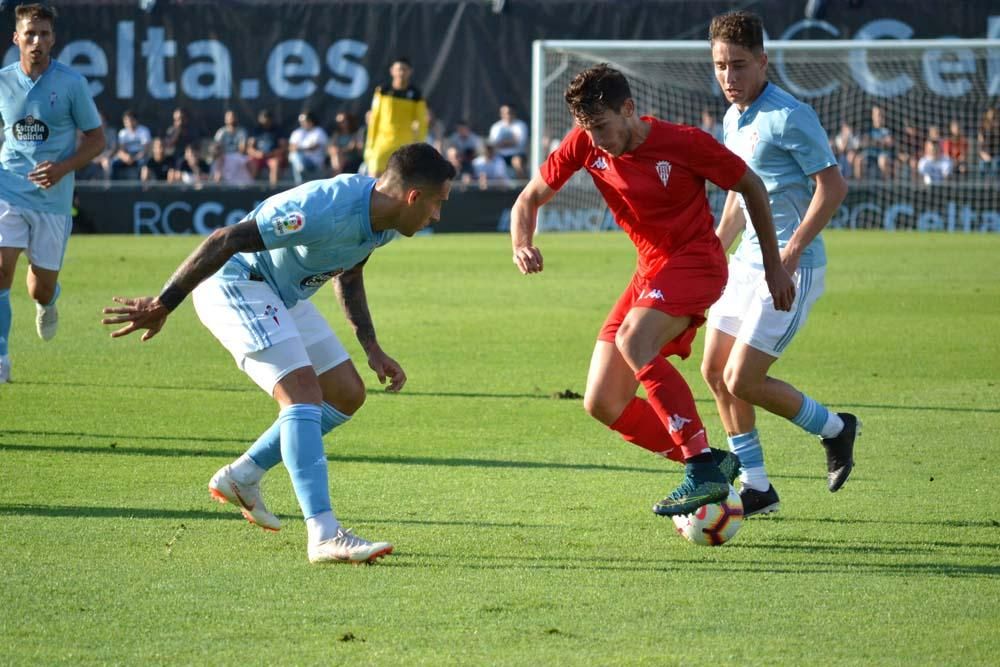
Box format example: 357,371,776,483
13,116,49,143
300,268,343,289
590,156,608,170
655,160,671,187
272,212,304,236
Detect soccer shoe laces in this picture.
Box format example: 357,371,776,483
335,528,371,548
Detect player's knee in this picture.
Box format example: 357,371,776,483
339,380,367,415
724,365,760,402
613,324,645,368
701,359,727,396
582,389,620,426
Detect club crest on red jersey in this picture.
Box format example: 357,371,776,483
656,160,671,187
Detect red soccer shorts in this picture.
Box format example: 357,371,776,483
598,249,728,360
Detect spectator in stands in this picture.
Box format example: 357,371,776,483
488,104,528,178
855,105,894,180
942,119,969,175
444,145,472,186
77,112,117,181
213,109,248,155
110,109,151,180
163,107,199,164
288,110,329,184
168,143,209,185
425,108,446,153
977,107,1000,177
917,140,953,185
246,109,287,186
209,141,254,185
446,120,483,176
327,110,365,176
832,121,860,179
471,142,512,190
363,56,428,177
699,108,724,143
895,120,923,182
141,137,172,182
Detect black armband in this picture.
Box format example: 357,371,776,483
157,283,188,312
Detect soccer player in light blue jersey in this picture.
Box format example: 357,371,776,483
701,11,859,516
102,143,455,564
0,3,105,384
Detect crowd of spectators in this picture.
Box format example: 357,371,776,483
74,101,531,190
829,104,1000,186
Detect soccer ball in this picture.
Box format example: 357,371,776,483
671,485,744,546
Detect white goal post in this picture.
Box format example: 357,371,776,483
531,39,1000,232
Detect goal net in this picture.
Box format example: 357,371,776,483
531,39,1000,233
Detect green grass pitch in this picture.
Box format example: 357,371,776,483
1,230,999,665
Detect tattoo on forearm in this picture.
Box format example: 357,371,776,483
335,266,377,351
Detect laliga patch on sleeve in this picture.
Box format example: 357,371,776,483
272,212,305,236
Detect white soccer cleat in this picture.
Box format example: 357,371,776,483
35,302,58,341
308,528,394,565
208,464,281,531
0,355,9,384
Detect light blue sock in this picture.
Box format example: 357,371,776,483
791,394,830,436
247,402,351,470
42,283,60,307
278,403,330,519
728,429,769,491
0,289,10,356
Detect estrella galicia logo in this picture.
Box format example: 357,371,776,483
13,115,49,143
301,269,343,289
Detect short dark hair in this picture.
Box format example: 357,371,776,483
709,10,765,54
385,143,456,188
15,3,56,26
564,64,632,125
392,57,412,68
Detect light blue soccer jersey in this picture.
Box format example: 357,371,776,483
723,82,836,269
0,60,101,215
219,174,398,308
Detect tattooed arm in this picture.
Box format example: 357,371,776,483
102,219,266,341
334,257,407,392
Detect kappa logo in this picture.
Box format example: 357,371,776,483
655,160,671,187
272,212,304,236
591,156,608,170
667,414,693,433
641,288,665,301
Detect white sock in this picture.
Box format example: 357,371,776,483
306,510,341,544
740,466,771,492
229,454,265,484
820,412,845,439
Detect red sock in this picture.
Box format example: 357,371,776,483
608,397,685,462
635,356,710,460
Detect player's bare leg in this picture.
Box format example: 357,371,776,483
0,247,23,383
27,264,60,341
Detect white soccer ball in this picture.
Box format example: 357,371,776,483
671,485,744,546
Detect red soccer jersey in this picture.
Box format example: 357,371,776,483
541,116,747,277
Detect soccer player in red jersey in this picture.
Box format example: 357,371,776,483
510,64,795,516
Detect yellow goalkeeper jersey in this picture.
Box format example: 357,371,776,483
364,84,428,175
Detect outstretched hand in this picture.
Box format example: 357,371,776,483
101,296,170,341
366,345,407,392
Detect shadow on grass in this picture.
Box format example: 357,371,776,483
10,381,1000,413
0,503,554,529
0,441,671,474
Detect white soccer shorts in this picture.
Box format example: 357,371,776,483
707,256,826,358
193,278,350,395
0,198,73,271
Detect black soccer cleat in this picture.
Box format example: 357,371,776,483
822,412,861,492
710,447,741,485
739,484,780,517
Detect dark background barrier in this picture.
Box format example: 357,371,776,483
8,0,997,134
73,181,1000,235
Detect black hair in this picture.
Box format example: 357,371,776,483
385,143,456,188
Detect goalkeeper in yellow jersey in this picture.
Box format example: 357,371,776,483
363,57,428,177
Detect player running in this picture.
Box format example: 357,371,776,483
702,10,858,517
103,143,455,564
510,64,795,517
0,3,105,384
